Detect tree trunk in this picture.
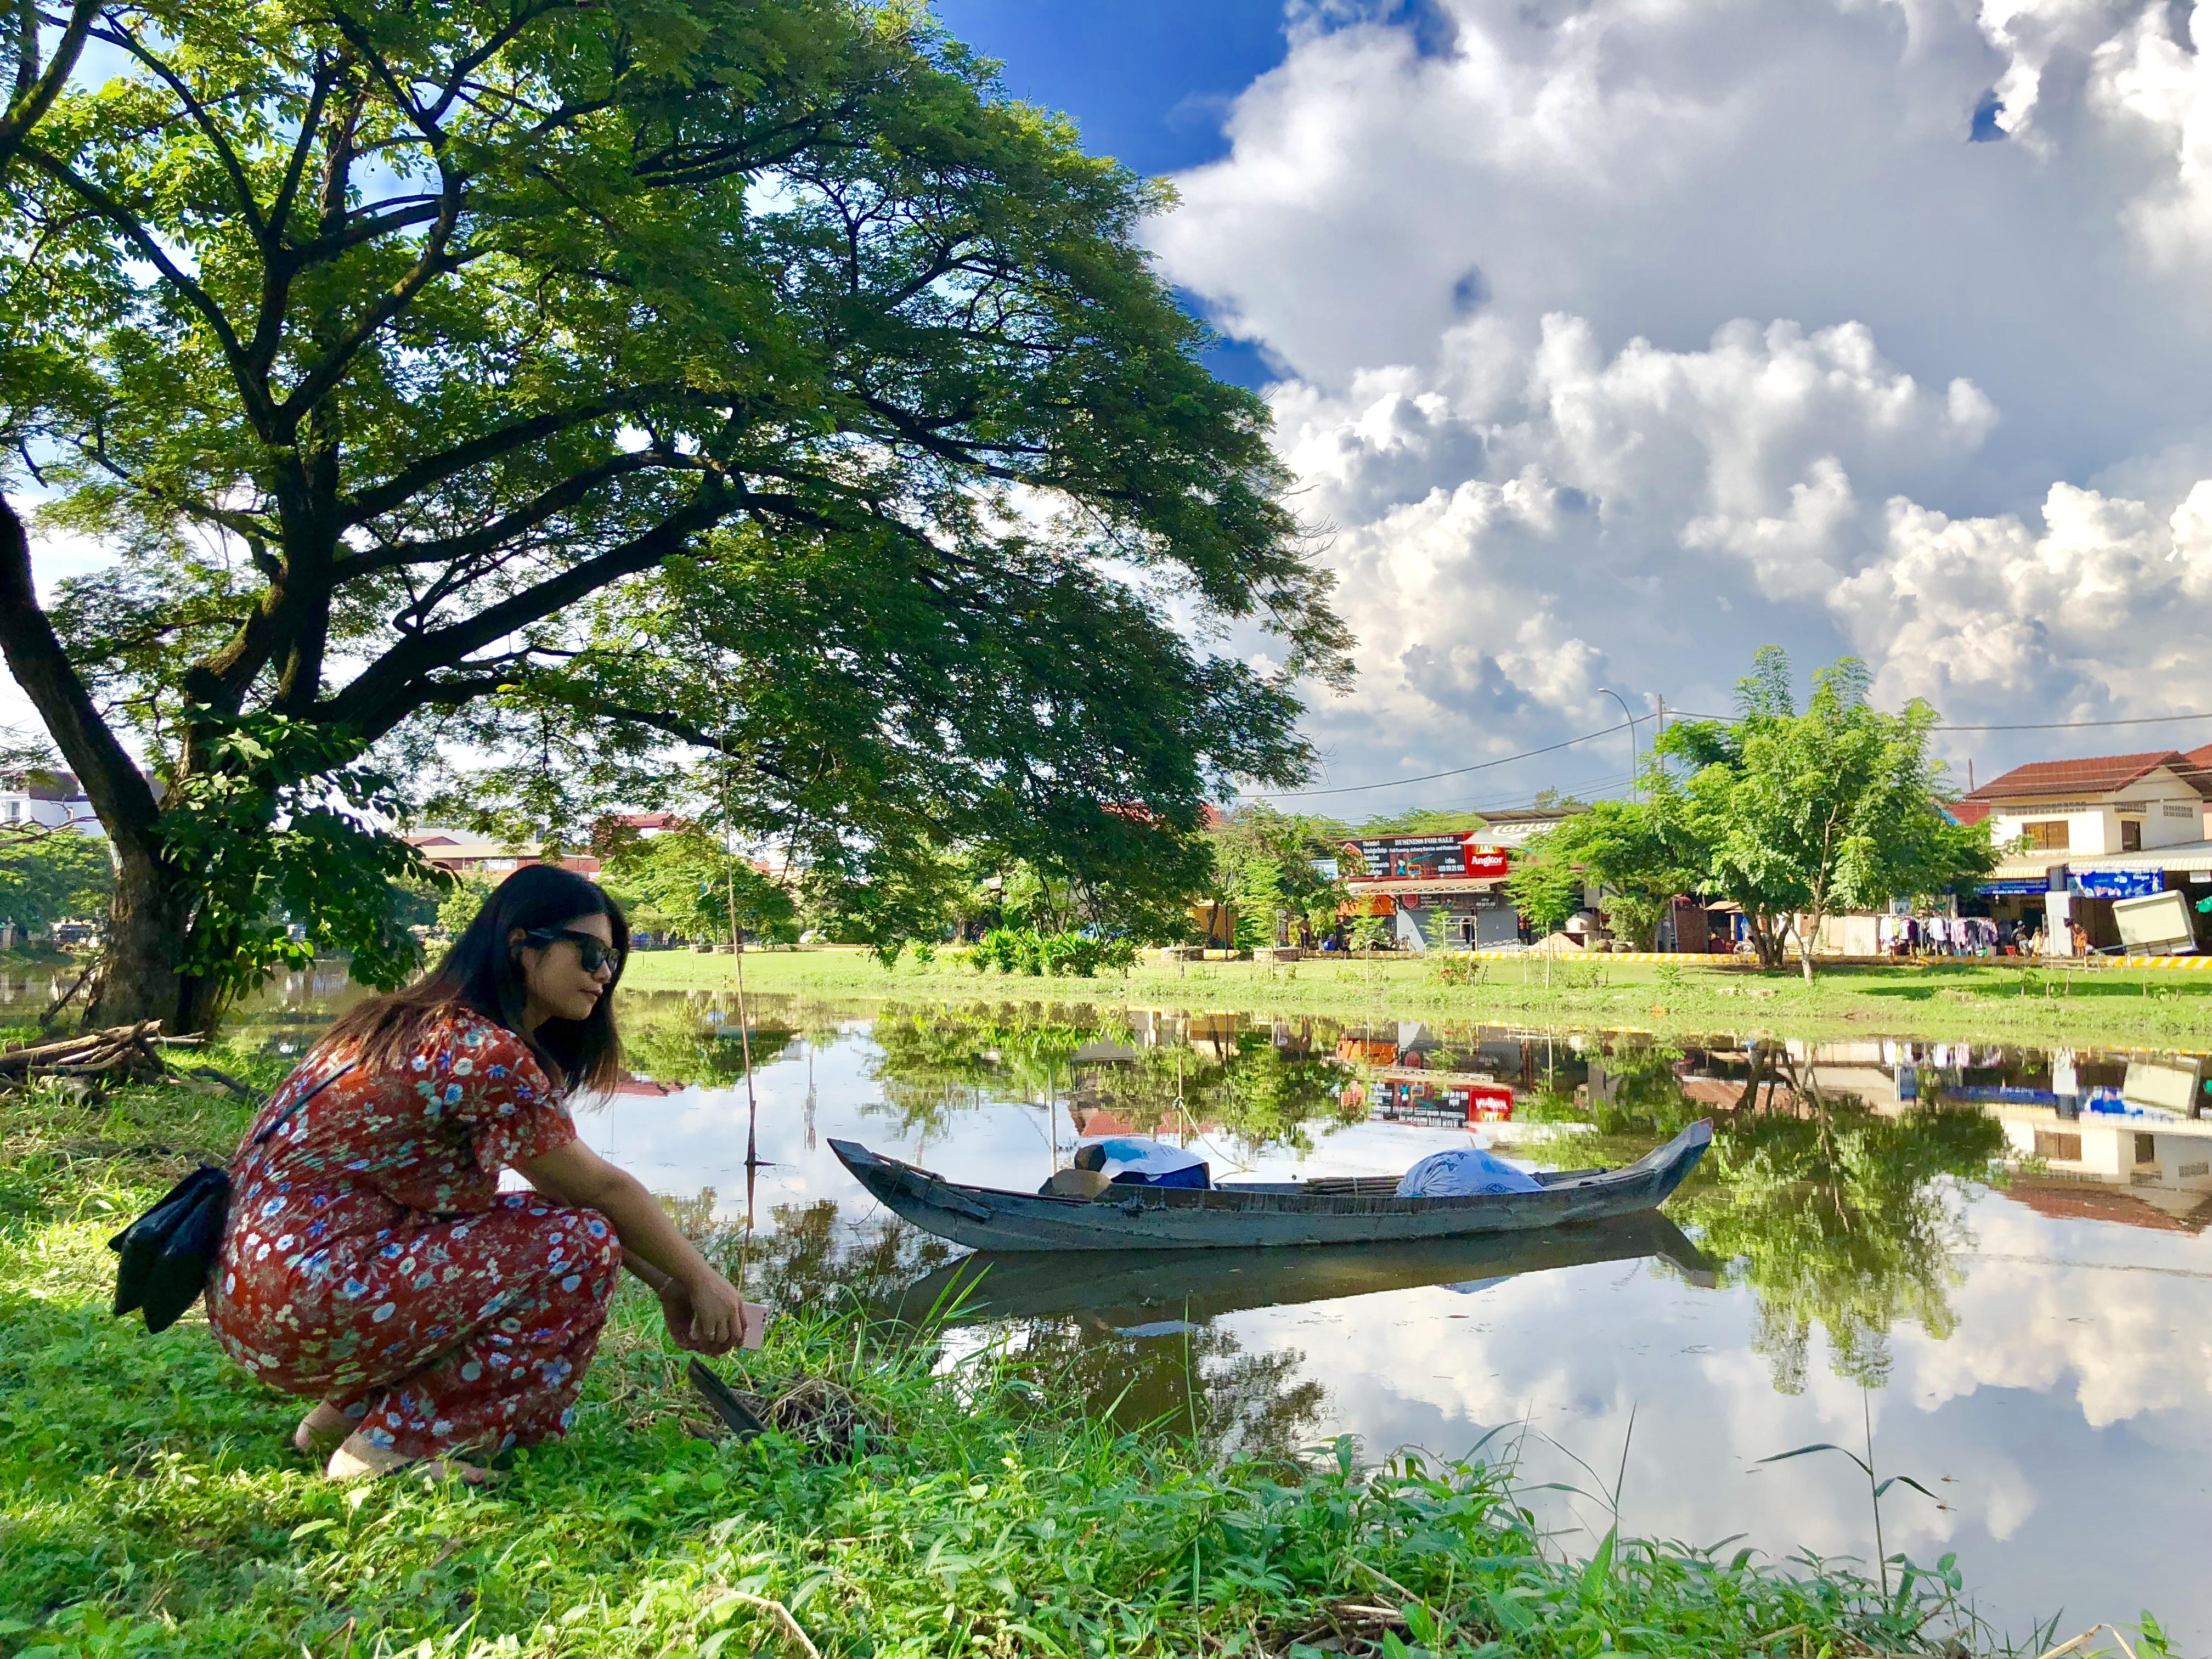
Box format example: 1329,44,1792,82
89,845,193,1030
0,492,196,1030
1733,1040,1770,1113
1749,912,1786,971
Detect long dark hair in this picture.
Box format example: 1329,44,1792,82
318,864,628,1093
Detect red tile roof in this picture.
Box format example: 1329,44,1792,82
2001,1178,2212,1234
1945,800,1991,827
1965,751,2212,802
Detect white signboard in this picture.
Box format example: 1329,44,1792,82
2113,888,2197,953
2122,1061,2200,1113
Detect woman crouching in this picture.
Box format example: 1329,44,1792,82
208,865,753,1482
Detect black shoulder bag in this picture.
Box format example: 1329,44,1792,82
108,1061,357,1333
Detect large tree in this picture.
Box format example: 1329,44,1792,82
0,0,1346,1030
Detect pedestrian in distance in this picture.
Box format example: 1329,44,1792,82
208,864,760,1483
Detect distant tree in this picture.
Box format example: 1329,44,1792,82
1508,799,1701,949
1526,788,1589,814
0,734,111,937
602,827,795,948
994,861,1072,937
435,874,499,940
1204,806,1347,948
807,839,964,966
0,826,112,936
386,875,445,935
1355,807,1488,837
1656,649,1996,977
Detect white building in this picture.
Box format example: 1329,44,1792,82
1961,750,2212,861
0,770,103,837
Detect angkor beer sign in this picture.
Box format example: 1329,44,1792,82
1344,834,1510,882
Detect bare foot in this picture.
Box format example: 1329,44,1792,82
324,1429,492,1486
294,1402,351,1461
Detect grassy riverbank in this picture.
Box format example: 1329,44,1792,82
0,1064,2100,1658
625,948,2212,1048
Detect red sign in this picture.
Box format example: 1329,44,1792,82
1464,1084,1515,1124
1462,841,1509,881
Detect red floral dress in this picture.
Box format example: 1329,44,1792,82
207,1008,621,1462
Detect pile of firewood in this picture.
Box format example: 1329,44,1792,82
0,1020,172,1086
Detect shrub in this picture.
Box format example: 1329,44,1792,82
977,927,1029,974
1039,933,1104,977
975,927,1115,976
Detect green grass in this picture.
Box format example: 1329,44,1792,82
0,1066,2145,1657
624,948,2212,1048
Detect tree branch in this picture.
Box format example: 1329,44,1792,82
422,0,579,128
335,449,699,581
0,494,163,847
0,0,97,170
341,388,729,525
319,489,731,741
89,21,267,239
276,165,466,421
19,144,271,430
266,49,339,239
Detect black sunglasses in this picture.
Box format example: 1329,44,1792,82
520,928,622,975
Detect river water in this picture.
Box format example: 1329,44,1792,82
11,965,2208,1648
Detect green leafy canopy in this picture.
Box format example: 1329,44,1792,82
0,0,1350,1028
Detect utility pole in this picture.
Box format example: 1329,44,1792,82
1597,687,1638,800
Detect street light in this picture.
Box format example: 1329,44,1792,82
1596,687,1638,800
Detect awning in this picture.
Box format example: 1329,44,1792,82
2066,839,2212,874
1974,842,2212,893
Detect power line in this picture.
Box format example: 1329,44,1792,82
1431,767,1639,816
1240,703,2212,814
1939,712,2212,733
1238,719,1636,799
1670,708,2212,733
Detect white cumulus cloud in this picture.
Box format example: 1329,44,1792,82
1156,0,2212,794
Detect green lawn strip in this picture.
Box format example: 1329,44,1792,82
0,1072,2047,1657
623,950,2212,1049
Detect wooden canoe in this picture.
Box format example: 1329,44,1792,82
883,1210,1717,1330
828,1119,1711,1252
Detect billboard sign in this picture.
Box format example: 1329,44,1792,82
1344,833,1511,882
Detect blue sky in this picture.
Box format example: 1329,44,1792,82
18,2,2212,812
932,1,1292,389
932,1,1286,177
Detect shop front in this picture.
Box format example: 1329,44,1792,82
1339,833,1516,951
1968,856,2212,952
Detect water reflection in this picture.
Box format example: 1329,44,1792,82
579,991,2212,1643
889,1214,1717,1328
